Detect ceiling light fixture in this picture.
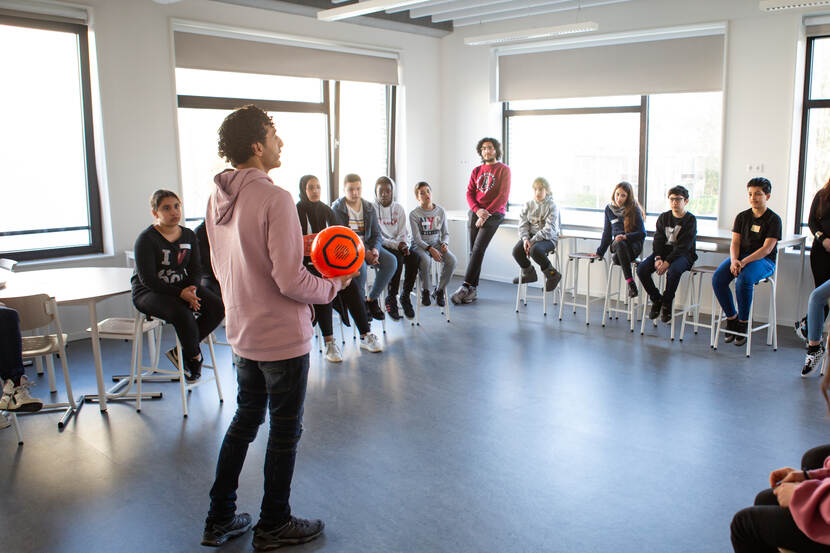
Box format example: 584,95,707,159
759,0,830,11
317,0,426,22
464,21,599,46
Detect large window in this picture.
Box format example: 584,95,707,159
175,69,395,225
796,35,830,236
504,92,722,228
0,15,102,260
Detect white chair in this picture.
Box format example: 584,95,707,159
5,413,23,445
602,259,640,332
413,257,451,326
515,251,562,316
1,294,80,428
713,275,778,358
679,265,719,345
559,252,605,325
638,269,701,342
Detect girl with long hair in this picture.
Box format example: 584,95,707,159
595,181,646,298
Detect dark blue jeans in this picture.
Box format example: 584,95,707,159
636,253,693,306
207,353,309,528
465,210,504,287
0,306,24,384
712,257,775,321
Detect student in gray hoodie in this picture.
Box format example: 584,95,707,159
409,181,457,307
512,177,562,292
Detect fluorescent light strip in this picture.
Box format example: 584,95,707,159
317,0,426,21
465,21,599,46
760,0,830,11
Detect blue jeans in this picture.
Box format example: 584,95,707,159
207,353,309,527
0,306,24,384
807,279,830,342
636,253,693,306
354,246,398,301
712,257,775,321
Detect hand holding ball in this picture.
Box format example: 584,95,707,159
310,226,365,278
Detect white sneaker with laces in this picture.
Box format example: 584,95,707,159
359,333,383,353
0,379,14,410
324,341,343,363
9,375,43,412
802,343,826,378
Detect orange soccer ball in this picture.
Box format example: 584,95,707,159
310,225,365,278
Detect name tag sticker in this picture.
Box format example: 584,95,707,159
751,224,761,233
180,243,191,250
610,218,619,224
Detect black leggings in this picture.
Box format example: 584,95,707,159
730,444,830,553
308,265,371,338
132,287,224,360
610,239,642,280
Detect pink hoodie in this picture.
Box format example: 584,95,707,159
790,456,830,545
206,168,341,362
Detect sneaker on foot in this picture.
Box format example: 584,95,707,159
184,355,202,383
421,289,431,307
400,294,415,319
8,375,43,412
660,304,673,324
723,318,738,343
0,379,14,410
435,289,446,307
366,299,385,321
324,341,343,363
795,316,809,342
165,347,180,370
385,296,402,321
252,516,324,551
544,269,562,292
734,321,749,346
512,267,537,284
202,513,253,547
803,343,826,377
450,284,469,305
627,280,638,298
648,298,662,320
359,333,383,353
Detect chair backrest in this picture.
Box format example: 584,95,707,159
0,258,17,272
0,294,56,331
124,250,135,269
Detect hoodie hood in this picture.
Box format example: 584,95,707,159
212,168,271,225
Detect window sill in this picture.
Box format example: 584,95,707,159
10,252,120,272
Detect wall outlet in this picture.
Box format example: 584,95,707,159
746,163,765,173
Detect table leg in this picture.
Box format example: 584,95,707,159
88,300,108,412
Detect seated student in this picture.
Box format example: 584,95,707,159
800,279,830,376
332,173,398,321
595,181,646,298
712,177,782,346
297,175,382,358
511,177,562,292
194,219,223,301
409,181,457,307
374,176,419,321
636,185,698,323
0,304,43,429
131,190,224,382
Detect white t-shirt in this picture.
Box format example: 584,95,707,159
347,203,365,237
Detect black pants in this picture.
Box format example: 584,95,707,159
730,444,830,553
132,286,224,360
0,306,24,384
385,246,419,297
610,239,642,280
636,253,693,306
512,239,556,272
811,246,830,288
308,264,370,337
465,210,504,287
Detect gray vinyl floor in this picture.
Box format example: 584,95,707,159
1,278,826,553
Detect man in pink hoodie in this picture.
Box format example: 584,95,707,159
201,105,354,550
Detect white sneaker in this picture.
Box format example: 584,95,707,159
359,333,383,353
0,379,14,410
324,341,343,363
8,375,43,412
0,413,9,430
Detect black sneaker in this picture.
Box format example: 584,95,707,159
803,343,826,377
435,289,445,307
202,513,253,546
512,266,537,284
185,355,202,383
544,269,562,292
660,304,672,324
400,294,415,319
385,296,402,321
252,517,324,551
366,299,385,321
648,298,662,320
627,280,638,298
734,321,749,346
724,318,738,343
421,289,431,306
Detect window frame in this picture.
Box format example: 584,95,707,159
0,14,103,261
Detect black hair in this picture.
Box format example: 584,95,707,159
217,105,273,167
667,185,689,200
299,174,318,203
375,176,394,193
476,137,502,160
747,177,772,195
150,189,180,210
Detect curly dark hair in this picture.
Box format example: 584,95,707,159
476,137,502,160
217,105,273,167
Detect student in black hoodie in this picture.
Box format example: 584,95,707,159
636,186,698,323
131,190,224,381
296,175,382,358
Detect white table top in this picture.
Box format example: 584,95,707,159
0,267,134,306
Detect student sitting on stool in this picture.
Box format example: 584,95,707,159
595,181,646,298
512,177,562,293
409,181,456,307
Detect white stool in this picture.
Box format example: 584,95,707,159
515,251,562,316
713,276,778,357
639,269,699,341
414,257,451,326
559,252,604,325
602,259,640,332
679,265,719,345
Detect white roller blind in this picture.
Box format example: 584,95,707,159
498,34,725,101
174,31,399,86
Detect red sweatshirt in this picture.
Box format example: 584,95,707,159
790,455,830,544
467,162,511,215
